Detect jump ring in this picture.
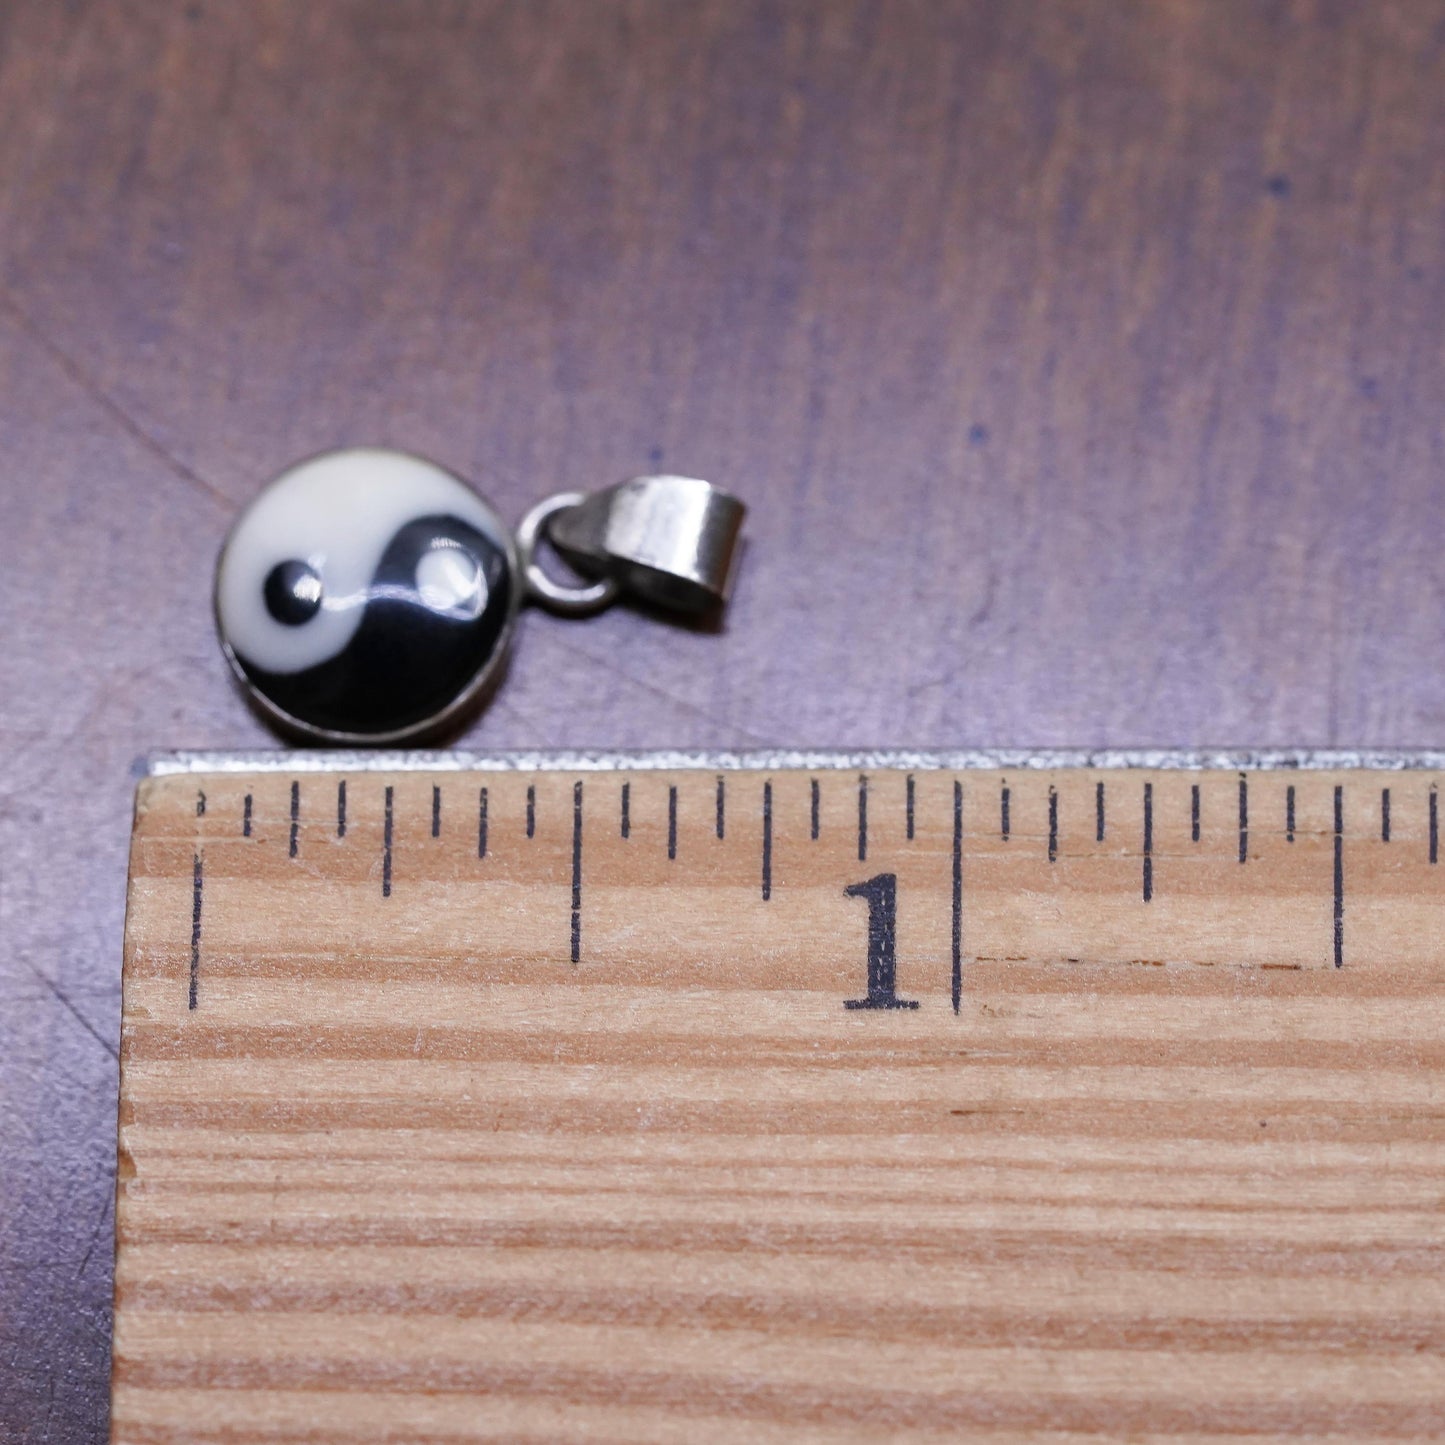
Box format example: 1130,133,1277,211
516,492,621,618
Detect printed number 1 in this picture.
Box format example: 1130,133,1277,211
844,873,918,1010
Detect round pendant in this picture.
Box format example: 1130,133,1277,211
214,448,519,744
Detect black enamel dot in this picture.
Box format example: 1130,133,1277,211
215,449,518,743
263,560,323,625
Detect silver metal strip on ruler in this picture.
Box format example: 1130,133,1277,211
147,748,1445,777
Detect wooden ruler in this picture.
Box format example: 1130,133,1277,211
115,754,1445,1442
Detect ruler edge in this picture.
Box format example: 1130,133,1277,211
145,747,1445,776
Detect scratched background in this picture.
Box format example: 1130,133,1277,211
3,1,1444,1437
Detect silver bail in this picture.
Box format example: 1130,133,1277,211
519,476,745,617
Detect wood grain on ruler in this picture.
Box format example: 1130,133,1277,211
115,768,1445,1442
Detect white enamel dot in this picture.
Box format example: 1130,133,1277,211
415,543,486,619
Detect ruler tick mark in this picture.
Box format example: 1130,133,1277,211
242,793,252,838
1381,787,1391,843
716,776,725,839
570,780,583,963
1143,782,1154,902
477,787,489,859
382,786,394,898
1286,785,1295,843
1238,774,1249,864
668,785,678,860
1334,784,1344,968
336,780,347,839
621,781,631,839
951,779,963,1014
526,785,536,839
289,780,300,858
857,774,868,861
431,784,441,838
762,780,774,901
1047,786,1058,863
906,774,916,841
188,852,203,1010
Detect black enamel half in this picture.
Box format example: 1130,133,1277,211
233,514,513,738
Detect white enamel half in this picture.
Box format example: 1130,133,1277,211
216,449,508,675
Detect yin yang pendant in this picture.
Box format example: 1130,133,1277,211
214,447,745,744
